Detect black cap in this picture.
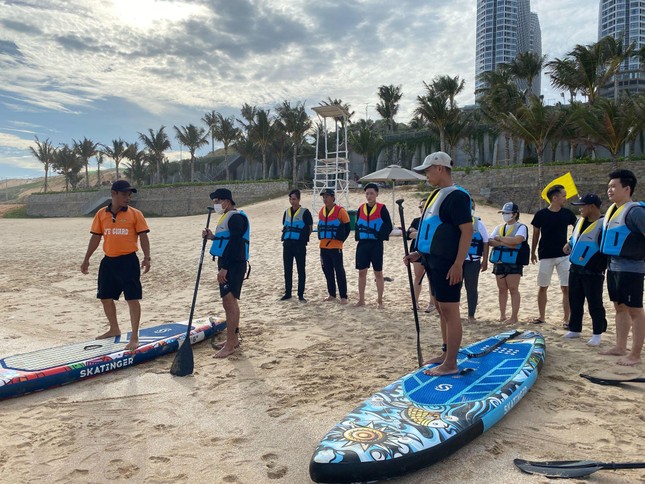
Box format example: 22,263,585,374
210,188,235,205
363,182,379,192
111,180,137,193
321,188,335,197
571,193,601,207
498,202,519,213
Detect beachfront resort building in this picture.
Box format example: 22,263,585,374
598,0,645,97
475,0,542,99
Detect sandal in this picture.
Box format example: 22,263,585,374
530,318,545,325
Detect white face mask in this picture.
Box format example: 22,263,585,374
471,209,475,216
502,213,514,223
213,203,224,213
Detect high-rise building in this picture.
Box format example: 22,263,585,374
475,0,542,99
598,0,645,96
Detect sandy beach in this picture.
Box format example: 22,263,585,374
0,188,643,483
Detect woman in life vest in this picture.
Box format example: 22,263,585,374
488,202,529,325
407,200,435,312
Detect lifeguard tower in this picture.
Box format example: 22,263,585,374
311,104,350,214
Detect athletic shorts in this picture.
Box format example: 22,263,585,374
537,256,570,287
218,261,246,300
422,256,462,303
97,252,142,301
607,270,644,308
355,241,384,271
493,263,523,276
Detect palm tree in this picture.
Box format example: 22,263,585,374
102,139,128,181
173,124,209,182
53,144,83,192
599,34,636,102
375,85,403,132
202,110,219,155
277,100,313,185
212,113,240,181
348,119,384,176
249,108,274,179
444,109,472,161
29,136,55,192
138,127,171,184
124,142,149,185
573,96,642,168
95,151,104,187
431,75,465,109
320,98,355,125
73,137,99,188
498,97,568,189
233,132,258,180
546,57,580,104
414,84,450,152
506,51,546,101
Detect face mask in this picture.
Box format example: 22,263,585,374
503,213,514,223
213,203,223,213
471,209,475,216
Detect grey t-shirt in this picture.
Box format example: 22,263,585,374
609,204,645,273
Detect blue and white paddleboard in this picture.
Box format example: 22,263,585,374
310,330,545,483
0,316,226,400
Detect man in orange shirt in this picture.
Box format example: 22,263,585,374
318,189,351,303
81,180,151,351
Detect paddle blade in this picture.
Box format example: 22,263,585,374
514,458,602,478
170,337,194,376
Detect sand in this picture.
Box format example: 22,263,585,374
0,188,643,483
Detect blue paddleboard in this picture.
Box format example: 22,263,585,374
310,330,545,482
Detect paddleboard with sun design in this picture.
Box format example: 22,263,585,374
309,329,545,483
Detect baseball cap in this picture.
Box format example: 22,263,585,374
498,202,519,213
210,188,235,205
321,188,335,197
571,193,601,207
412,151,453,171
111,180,137,193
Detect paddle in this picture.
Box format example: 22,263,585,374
170,207,214,377
514,458,645,478
396,198,423,367
464,330,522,359
580,373,645,386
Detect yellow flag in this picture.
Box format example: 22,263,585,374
541,172,578,203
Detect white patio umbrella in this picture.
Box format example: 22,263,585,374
359,165,426,225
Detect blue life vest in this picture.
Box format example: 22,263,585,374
489,223,528,265
600,201,645,259
569,217,603,267
209,210,250,260
282,207,308,242
356,202,385,241
417,186,471,256
318,205,343,240
467,216,484,258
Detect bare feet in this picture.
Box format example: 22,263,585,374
423,354,445,365
97,330,120,340
377,302,384,310
323,296,336,302
423,363,459,376
123,338,139,351
214,341,239,358
497,315,507,322
503,318,518,326
353,300,366,307
617,355,641,366
340,298,348,305
212,341,241,351
468,316,476,323
600,346,629,356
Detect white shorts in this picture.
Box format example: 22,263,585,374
537,256,570,287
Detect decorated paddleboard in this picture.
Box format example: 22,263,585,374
0,316,226,400
310,330,545,483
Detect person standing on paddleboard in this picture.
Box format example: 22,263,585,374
203,188,250,358
354,182,393,309
280,189,313,303
81,180,150,351
404,152,473,376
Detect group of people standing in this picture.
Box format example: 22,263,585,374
80,157,644,368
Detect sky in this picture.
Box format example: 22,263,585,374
0,0,598,179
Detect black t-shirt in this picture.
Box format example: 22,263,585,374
282,207,313,244
408,216,420,252
426,188,472,263
531,207,577,259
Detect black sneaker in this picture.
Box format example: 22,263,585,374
298,297,307,303
280,294,292,301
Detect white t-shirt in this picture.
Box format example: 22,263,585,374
491,222,528,242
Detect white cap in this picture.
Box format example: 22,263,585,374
412,151,452,171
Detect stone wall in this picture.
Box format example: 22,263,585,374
453,160,645,213
27,181,289,217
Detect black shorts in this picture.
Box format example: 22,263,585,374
422,255,462,303
607,270,644,308
218,260,246,300
493,263,523,276
355,241,384,271
97,252,142,301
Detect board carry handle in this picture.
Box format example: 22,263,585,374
396,198,423,367
83,344,103,351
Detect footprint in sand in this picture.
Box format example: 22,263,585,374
105,459,140,479
261,453,288,479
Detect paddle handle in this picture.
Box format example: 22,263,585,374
602,462,645,470
183,207,214,341
396,199,423,367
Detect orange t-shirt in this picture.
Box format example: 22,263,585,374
319,205,350,250
90,205,150,257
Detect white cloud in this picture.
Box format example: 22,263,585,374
0,132,34,150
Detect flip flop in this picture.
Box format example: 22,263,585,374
531,318,545,325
